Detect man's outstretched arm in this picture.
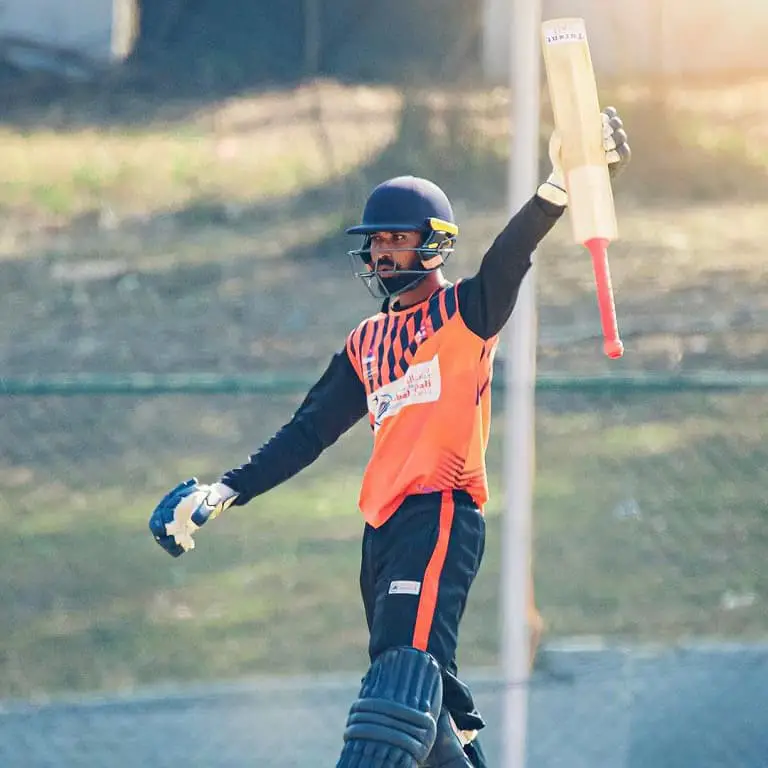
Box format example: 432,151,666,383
149,350,368,556
221,350,367,504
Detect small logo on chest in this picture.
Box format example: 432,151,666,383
414,324,428,344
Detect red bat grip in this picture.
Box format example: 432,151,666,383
585,237,624,359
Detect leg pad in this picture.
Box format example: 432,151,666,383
337,647,443,768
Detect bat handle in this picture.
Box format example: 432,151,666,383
585,237,624,359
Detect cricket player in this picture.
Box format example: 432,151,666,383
149,110,630,767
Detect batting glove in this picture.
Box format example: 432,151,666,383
149,478,238,557
602,106,631,178
537,106,631,207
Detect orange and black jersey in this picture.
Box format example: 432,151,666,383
221,195,564,521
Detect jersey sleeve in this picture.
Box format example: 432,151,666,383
220,347,368,504
456,194,565,339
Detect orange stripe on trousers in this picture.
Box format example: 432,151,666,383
412,492,454,651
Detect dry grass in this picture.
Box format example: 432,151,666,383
3,75,766,226
0,76,766,697
2,75,766,371
0,82,403,231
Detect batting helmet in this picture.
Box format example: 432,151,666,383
346,176,459,300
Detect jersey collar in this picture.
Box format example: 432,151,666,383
383,283,454,315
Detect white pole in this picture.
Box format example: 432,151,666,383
111,0,140,61
501,0,541,766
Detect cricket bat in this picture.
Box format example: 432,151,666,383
541,17,624,359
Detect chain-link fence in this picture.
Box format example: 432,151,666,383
0,385,766,765
2,648,767,767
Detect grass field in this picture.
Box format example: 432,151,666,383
1,386,765,700
0,75,767,699
1,78,766,378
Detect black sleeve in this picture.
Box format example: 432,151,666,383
220,349,368,505
456,195,565,339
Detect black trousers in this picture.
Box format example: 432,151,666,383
359,489,486,733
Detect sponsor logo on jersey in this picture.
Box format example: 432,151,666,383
367,355,442,430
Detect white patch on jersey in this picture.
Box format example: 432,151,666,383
367,355,442,431
388,580,422,596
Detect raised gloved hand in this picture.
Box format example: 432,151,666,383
601,107,631,177
149,478,238,557
537,106,631,206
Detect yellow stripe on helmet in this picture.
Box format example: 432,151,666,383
428,217,459,236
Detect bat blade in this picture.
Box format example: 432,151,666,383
541,17,624,358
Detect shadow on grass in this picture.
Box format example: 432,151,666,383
1,85,766,381
90,83,768,238
1,68,765,249
115,87,767,291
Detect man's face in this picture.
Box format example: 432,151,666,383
369,231,422,275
